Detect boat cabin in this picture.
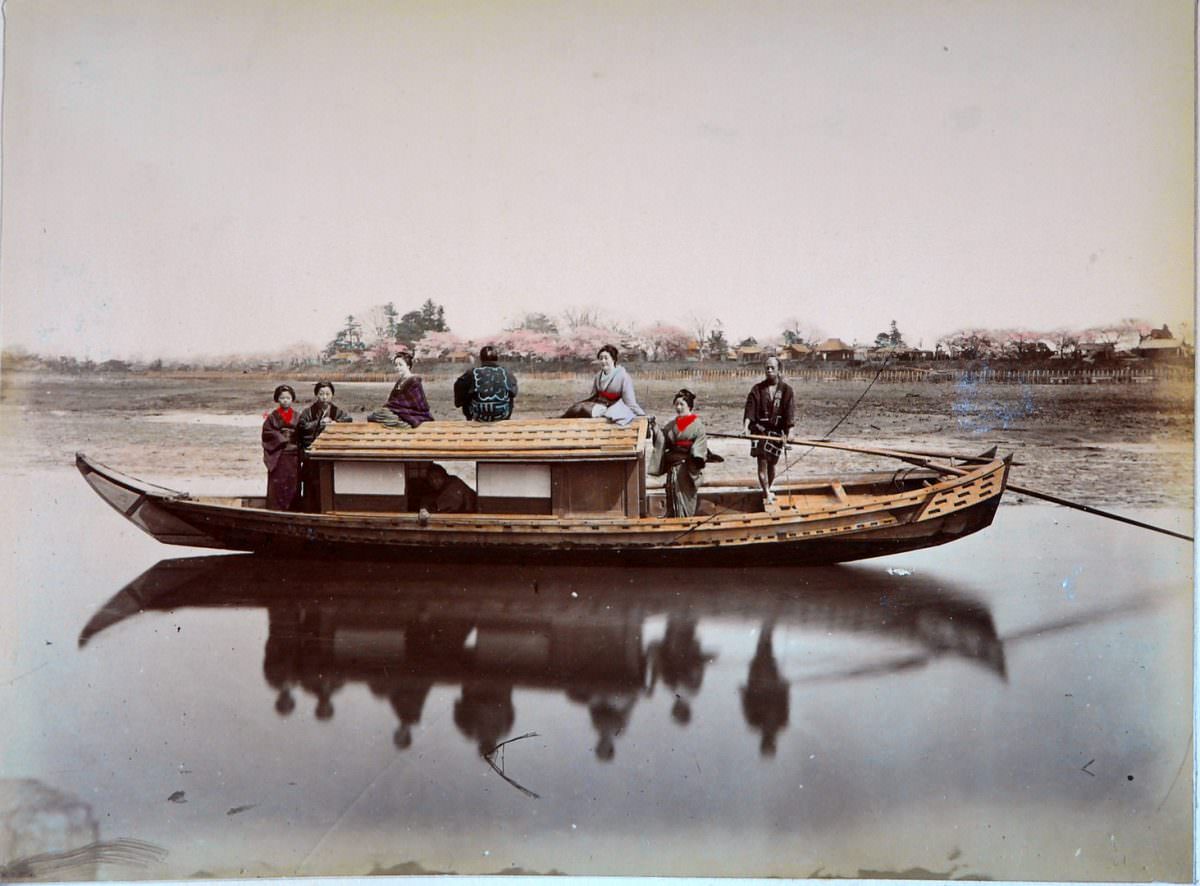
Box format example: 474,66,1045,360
306,418,649,518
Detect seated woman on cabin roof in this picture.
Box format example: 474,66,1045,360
561,344,646,426
650,388,709,518
369,350,433,427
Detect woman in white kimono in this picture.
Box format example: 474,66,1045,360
562,344,646,426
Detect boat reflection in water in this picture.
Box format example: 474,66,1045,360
80,556,1006,764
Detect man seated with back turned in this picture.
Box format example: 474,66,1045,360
454,345,518,422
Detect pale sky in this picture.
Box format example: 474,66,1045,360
1,0,1194,360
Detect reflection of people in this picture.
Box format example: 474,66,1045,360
650,389,708,518
454,682,516,755
262,384,301,511
647,615,713,725
370,351,433,427
743,356,795,505
367,621,472,750
562,345,646,426
263,604,305,716
589,693,638,762
387,683,433,750
297,381,352,511
741,622,790,757
418,464,477,514
305,674,345,722
454,345,518,421
568,688,639,761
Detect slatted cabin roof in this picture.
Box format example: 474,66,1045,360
308,417,648,461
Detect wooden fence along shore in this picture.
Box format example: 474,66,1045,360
137,363,1195,385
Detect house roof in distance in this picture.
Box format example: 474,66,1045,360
816,338,853,351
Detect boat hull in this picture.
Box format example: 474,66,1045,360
77,452,1008,567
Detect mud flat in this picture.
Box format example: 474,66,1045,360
0,370,1192,508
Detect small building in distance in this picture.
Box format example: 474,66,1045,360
1134,337,1188,360
325,349,369,365
779,343,813,363
737,345,765,364
1078,341,1117,362
815,338,854,362
866,344,925,363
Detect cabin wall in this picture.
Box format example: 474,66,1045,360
477,463,553,515
313,456,643,518
551,461,639,517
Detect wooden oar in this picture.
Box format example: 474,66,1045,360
1000,482,1193,542
708,432,1194,542
708,433,975,471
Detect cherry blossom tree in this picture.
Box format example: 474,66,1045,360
936,328,999,360
1048,328,1081,359
995,328,1048,360
414,331,468,361
556,325,611,360
635,324,691,361
502,329,563,361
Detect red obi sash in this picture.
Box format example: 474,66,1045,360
597,389,621,402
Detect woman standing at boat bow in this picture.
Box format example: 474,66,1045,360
297,381,352,511
651,388,708,518
262,384,302,511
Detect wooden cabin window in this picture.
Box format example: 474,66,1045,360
331,461,408,512
335,462,406,494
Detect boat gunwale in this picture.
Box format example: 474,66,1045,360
162,458,1007,532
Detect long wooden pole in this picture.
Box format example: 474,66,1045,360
708,432,1194,542
1001,482,1193,542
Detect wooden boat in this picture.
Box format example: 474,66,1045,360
76,417,1010,566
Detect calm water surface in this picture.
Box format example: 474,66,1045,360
1,471,1192,881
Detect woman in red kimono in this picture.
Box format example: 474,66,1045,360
651,388,708,517
262,384,301,511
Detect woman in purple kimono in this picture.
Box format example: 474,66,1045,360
369,351,433,427
262,384,301,511
650,388,708,517
562,344,646,426
297,381,353,511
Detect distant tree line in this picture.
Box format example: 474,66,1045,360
1,313,1187,374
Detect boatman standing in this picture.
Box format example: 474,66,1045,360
454,345,519,421
743,354,795,505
